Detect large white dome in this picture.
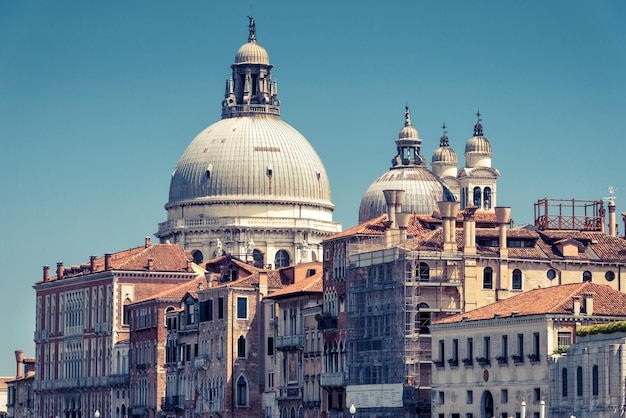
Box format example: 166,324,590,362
157,17,340,267
167,116,333,209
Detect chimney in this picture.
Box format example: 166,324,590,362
104,254,112,271
463,206,477,254
43,266,50,282
622,212,626,237
145,237,151,248
90,255,97,273
573,296,581,316
583,292,594,315
383,190,399,228
14,350,24,379
186,259,193,272
397,213,411,242
608,199,616,236
383,190,406,247
495,206,511,257
438,201,460,252
56,262,64,279
197,281,204,291
259,271,268,297
147,258,154,271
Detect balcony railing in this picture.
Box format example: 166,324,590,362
276,335,304,350
320,372,344,388
161,395,184,409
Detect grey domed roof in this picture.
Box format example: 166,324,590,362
465,117,493,155
432,128,457,164
432,146,458,164
358,167,455,223
168,116,333,208
235,41,270,65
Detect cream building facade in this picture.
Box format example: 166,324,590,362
431,283,626,418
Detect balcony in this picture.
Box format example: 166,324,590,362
161,395,184,410
108,373,130,386
276,335,304,351
320,372,345,388
194,356,209,369
315,313,338,331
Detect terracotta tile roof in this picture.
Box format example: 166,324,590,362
324,214,435,242
133,276,207,304
266,271,323,299
44,243,194,283
435,282,626,324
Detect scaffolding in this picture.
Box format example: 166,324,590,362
345,240,464,416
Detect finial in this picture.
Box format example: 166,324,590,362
404,106,412,127
248,16,256,42
440,122,449,147
473,109,484,136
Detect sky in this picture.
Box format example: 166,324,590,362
0,0,625,376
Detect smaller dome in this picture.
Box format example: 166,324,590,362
432,146,458,164
465,135,492,154
398,125,418,139
235,41,270,65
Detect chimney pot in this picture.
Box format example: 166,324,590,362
104,254,112,271
145,237,151,248
43,266,50,282
14,350,24,379
56,262,64,279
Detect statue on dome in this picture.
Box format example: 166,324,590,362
248,16,256,41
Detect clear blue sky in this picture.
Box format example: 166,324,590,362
0,0,624,376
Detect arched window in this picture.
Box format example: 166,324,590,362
592,365,599,396
562,368,568,397
417,262,430,282
274,250,290,269
512,269,522,290
236,376,247,406
290,407,296,418
483,187,492,210
582,271,592,282
473,186,482,207
192,250,204,264
576,366,583,396
282,407,288,418
237,336,246,358
483,267,493,289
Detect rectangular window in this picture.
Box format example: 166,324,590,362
438,340,445,364
208,299,213,321
534,387,541,402
532,332,540,361
517,334,524,358
268,372,274,388
466,390,473,404
237,297,247,319
502,335,508,359
218,297,224,319
466,414,474,418
438,391,445,404
484,336,491,364
466,338,473,365
268,337,274,356
557,331,571,349
501,389,508,403
199,301,209,322
450,339,459,366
